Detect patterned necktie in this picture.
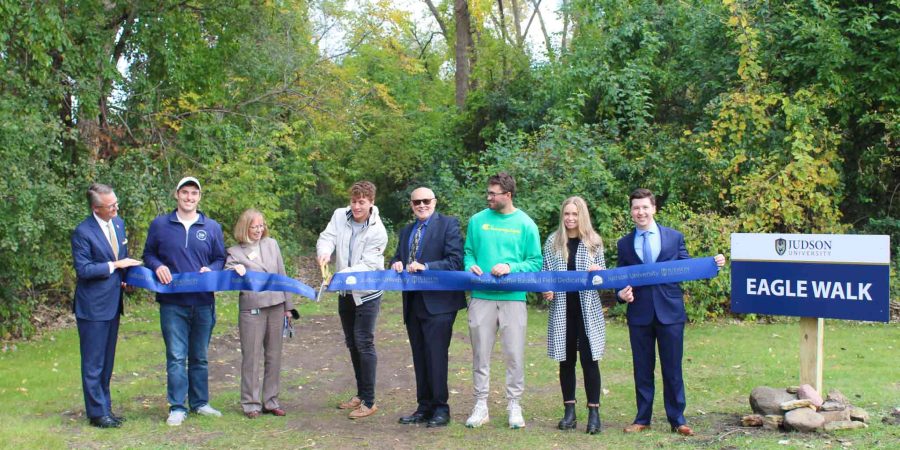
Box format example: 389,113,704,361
107,222,119,260
408,222,423,265
641,230,653,264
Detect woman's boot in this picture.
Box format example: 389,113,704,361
557,403,577,430
586,406,601,434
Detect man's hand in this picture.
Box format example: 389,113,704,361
317,254,331,267
469,264,483,276
199,266,211,273
714,253,726,267
587,264,602,271
618,285,634,303
113,258,142,270
542,291,554,301
234,264,247,276
490,263,511,276
155,265,172,284
391,261,404,273
407,261,426,273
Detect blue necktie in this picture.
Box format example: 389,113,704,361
641,231,653,264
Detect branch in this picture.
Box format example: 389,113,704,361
422,0,449,39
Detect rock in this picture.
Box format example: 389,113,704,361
781,399,815,411
819,408,851,423
824,420,868,432
797,384,824,407
849,407,869,423
787,386,799,394
751,386,798,415
820,400,847,411
784,408,825,432
763,414,784,430
742,414,764,427
825,389,850,406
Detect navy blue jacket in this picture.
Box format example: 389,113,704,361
616,224,691,325
71,215,129,321
142,210,225,306
390,212,467,320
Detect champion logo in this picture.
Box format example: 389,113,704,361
196,230,208,241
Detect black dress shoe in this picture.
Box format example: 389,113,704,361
89,415,122,428
110,414,126,424
426,413,450,428
399,411,430,424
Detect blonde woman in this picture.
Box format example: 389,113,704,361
225,209,297,418
542,196,607,434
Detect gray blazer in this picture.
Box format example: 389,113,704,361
225,237,295,311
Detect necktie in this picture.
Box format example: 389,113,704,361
641,230,653,264
107,222,119,260
408,223,423,265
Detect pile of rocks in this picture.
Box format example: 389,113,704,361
743,385,870,432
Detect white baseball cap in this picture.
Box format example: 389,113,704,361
175,176,201,192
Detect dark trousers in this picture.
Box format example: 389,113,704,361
338,294,381,407
628,317,686,427
406,293,457,415
559,292,601,404
77,316,120,419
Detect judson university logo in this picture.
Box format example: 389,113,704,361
775,238,786,255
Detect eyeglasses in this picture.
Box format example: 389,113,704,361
411,198,434,206
250,225,266,231
99,202,119,210
486,191,508,198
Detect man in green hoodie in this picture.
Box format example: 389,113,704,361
463,172,542,429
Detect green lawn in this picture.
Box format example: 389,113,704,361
1,293,897,449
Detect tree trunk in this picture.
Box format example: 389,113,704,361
454,0,472,109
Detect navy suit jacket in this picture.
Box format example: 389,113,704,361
72,215,128,321
391,212,466,320
616,224,691,325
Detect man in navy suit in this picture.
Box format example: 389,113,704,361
390,187,465,428
71,183,142,428
616,188,724,436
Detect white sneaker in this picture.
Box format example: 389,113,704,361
507,399,525,429
193,404,222,417
465,400,490,428
166,410,187,426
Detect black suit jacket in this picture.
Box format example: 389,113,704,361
391,212,467,321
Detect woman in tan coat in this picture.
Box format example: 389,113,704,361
225,209,297,418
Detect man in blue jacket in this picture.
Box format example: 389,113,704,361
143,176,226,426
390,187,465,428
72,183,143,428
616,188,724,436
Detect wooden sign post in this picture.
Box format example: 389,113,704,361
799,317,824,393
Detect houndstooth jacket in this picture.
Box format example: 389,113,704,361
543,232,607,362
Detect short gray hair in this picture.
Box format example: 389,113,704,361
86,183,114,208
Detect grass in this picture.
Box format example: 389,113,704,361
0,292,897,449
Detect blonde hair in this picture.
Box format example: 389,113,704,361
233,208,269,244
551,196,603,260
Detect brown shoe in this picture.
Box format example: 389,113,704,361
623,423,650,433
348,403,378,419
672,424,694,436
263,408,286,416
338,396,362,410
245,411,260,419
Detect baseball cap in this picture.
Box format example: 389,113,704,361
175,176,201,192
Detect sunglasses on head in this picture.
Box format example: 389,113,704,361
411,198,434,206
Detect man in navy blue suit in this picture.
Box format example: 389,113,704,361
390,187,466,428
616,188,724,436
71,183,142,428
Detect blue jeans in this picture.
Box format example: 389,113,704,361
160,303,216,412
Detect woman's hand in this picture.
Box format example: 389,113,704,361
587,264,601,271
234,264,247,276
542,291,554,301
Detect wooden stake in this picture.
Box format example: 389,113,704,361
799,317,824,393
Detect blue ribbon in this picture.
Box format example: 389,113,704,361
327,257,720,292
125,266,318,300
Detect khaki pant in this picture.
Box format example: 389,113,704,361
468,298,527,401
239,304,285,413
